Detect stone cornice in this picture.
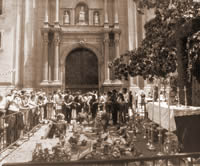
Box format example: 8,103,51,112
60,26,105,35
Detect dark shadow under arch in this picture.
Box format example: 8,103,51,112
65,48,98,90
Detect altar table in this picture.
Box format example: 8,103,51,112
147,102,200,152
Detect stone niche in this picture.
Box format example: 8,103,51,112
60,0,104,26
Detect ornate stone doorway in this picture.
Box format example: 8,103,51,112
65,48,98,91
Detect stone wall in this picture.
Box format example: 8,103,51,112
0,0,17,88
0,0,150,92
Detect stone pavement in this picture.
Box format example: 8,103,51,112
1,122,199,166
0,124,50,166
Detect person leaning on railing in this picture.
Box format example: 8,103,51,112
5,93,24,145
19,95,30,134
0,94,7,148
0,94,7,124
28,94,40,128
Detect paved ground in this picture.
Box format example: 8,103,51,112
0,124,50,166
0,122,160,165
0,121,199,166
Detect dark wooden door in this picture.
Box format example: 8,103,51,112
65,48,98,90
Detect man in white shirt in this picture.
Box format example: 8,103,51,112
53,90,63,115
122,88,129,121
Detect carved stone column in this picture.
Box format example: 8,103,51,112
103,32,111,84
113,29,122,85
53,30,61,85
104,0,109,28
71,9,75,25
127,0,139,91
55,0,60,27
44,0,49,27
41,29,49,85
114,30,120,58
114,0,119,29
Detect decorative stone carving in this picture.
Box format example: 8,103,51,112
43,31,49,44
114,30,121,59
63,10,70,25
104,32,110,44
79,6,86,23
53,31,61,84
54,32,60,46
94,11,99,25
79,39,86,47
114,32,120,45
76,3,88,25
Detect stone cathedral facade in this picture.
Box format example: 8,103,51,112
0,0,154,93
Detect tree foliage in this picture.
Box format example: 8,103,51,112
110,0,200,82
187,31,200,82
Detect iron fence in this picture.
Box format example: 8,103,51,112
0,104,51,153
2,152,200,166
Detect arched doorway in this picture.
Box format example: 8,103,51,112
65,48,98,91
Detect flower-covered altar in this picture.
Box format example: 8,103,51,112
31,117,143,162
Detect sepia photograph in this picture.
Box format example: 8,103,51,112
0,0,200,165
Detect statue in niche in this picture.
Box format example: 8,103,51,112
63,10,70,24
94,12,99,25
79,6,86,24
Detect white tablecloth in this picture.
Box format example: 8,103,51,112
147,102,200,131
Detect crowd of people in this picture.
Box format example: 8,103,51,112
0,88,150,125
0,88,150,148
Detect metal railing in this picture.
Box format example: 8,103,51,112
2,152,200,166
1,101,200,166
0,104,50,153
